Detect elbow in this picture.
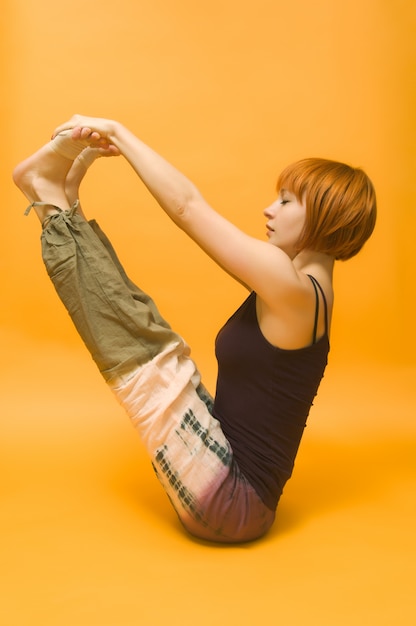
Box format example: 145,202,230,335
171,189,201,226
174,199,189,221
168,198,189,228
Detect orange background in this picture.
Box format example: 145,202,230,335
1,1,415,624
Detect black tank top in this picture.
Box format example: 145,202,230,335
213,276,329,510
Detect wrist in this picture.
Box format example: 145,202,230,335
106,121,127,148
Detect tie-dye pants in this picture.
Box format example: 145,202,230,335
40,208,275,543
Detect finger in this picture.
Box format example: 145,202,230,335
79,127,97,140
74,127,105,145
97,145,121,157
71,126,84,140
51,114,87,139
90,131,104,142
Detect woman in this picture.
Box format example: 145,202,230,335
13,115,376,543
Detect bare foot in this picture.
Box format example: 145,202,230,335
12,131,91,223
65,146,119,210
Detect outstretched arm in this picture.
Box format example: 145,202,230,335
53,116,304,307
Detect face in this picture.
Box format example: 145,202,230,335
263,189,306,258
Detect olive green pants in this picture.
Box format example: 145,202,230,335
40,209,275,543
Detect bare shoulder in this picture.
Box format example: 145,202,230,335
256,260,334,350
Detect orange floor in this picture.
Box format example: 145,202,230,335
1,329,415,625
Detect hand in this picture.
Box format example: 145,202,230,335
52,115,120,152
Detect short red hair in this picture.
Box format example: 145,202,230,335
277,158,377,260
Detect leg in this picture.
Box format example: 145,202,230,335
13,131,118,223
88,220,173,331
41,212,274,542
13,133,177,380
64,146,172,331
42,211,178,377
65,145,118,217
13,133,77,222
14,142,274,542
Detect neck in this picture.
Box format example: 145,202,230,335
293,249,335,278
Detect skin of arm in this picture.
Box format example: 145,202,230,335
53,115,330,347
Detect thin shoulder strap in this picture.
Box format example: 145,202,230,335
308,275,329,343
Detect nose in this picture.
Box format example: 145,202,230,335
263,203,275,218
